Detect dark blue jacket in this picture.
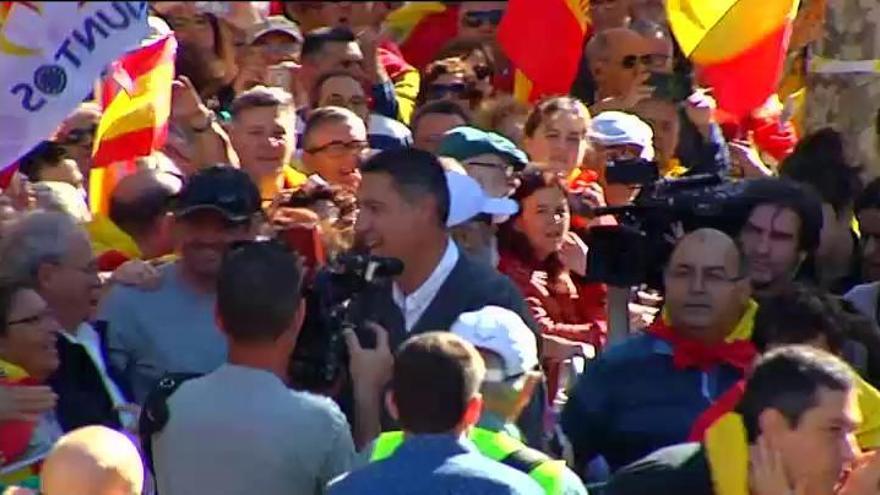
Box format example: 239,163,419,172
561,333,743,472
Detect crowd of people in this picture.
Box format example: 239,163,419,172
2,1,880,494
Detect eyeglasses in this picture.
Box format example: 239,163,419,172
427,83,469,100
462,9,504,28
8,308,55,327
620,54,654,69
60,125,97,145
465,161,515,177
304,140,369,156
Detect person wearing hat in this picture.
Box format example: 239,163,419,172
438,126,529,199
367,306,588,495
97,166,263,404
249,15,304,66
587,111,658,206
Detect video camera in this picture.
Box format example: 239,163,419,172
288,251,403,393
577,172,751,288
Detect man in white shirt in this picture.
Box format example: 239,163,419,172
0,211,130,431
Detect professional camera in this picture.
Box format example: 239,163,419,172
288,252,403,393
579,173,752,288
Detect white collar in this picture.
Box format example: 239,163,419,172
392,240,459,327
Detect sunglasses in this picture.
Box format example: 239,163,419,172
620,54,654,69
427,83,469,99
462,10,504,28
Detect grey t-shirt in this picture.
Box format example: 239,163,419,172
97,262,227,403
153,364,355,495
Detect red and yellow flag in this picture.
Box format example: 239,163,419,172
667,0,801,118
386,2,458,71
498,0,590,103
90,34,176,214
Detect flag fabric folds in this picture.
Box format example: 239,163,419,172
0,1,149,171
667,0,801,118
497,0,589,103
386,2,458,71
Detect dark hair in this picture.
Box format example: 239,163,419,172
497,167,569,276
309,70,363,109
736,346,853,443
780,128,860,216
18,141,67,182
419,57,482,109
302,27,356,61
753,285,847,354
302,106,362,150
435,38,497,79
0,279,32,338
217,241,304,343
392,332,485,433
855,177,880,215
230,85,295,120
410,100,472,137
523,96,590,138
630,18,672,44
361,148,450,226
742,177,824,253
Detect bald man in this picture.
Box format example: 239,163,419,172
586,28,651,107
87,170,182,265
561,229,756,472
41,426,143,495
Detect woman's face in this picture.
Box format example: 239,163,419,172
165,6,216,53
426,72,472,110
524,110,590,175
0,288,60,381
515,186,571,259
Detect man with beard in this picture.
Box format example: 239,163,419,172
97,167,262,404
738,178,824,300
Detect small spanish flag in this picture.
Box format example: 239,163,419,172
497,0,590,103
90,34,177,214
385,2,459,71
667,0,801,118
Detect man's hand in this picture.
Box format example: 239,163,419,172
839,451,880,495
683,89,717,132
592,72,653,112
749,435,807,495
0,385,57,422
541,334,594,363
728,141,774,178
345,322,393,394
109,259,162,291
171,76,212,129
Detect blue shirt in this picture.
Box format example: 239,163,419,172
561,333,744,472
329,434,543,495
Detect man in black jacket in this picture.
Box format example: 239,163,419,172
602,346,864,495
0,211,128,431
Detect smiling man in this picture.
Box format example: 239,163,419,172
98,167,262,404
562,228,756,472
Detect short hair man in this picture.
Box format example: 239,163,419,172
844,178,880,321
411,100,472,153
586,28,650,104
248,15,303,66
0,211,127,432
40,425,143,495
329,332,543,494
98,166,262,404
738,178,824,299
228,86,306,201
562,229,755,471
87,170,182,267
300,27,365,102
301,106,369,191
18,141,84,191
152,241,356,495
603,347,861,495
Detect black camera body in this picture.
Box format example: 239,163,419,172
288,252,403,393
586,174,751,288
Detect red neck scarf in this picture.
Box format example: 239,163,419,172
647,318,756,372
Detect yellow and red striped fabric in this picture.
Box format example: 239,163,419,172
667,0,800,118
498,0,590,103
90,34,176,214
386,2,458,71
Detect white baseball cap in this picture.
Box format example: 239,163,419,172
445,171,518,228
588,111,655,160
450,306,539,382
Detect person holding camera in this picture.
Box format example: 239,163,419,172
496,168,606,402
562,228,756,473
150,241,391,495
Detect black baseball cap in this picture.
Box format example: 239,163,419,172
174,166,261,223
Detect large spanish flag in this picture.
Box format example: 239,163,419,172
497,0,590,103
386,2,459,71
89,34,176,214
667,0,801,118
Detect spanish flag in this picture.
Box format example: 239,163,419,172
90,34,176,214
667,0,801,118
497,0,590,103
385,2,459,71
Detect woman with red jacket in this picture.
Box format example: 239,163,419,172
497,168,607,399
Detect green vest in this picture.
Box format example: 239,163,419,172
370,428,566,495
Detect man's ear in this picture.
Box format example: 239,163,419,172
757,408,791,450
214,308,229,338
461,394,483,428
35,261,56,292
385,389,399,421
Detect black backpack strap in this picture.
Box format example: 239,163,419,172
499,446,551,475
139,373,202,475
